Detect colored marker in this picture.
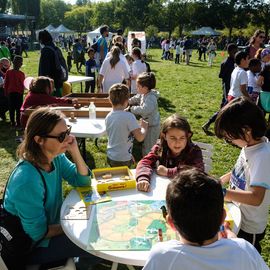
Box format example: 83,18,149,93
160,205,168,220
158,228,163,242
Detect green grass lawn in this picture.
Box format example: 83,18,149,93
0,49,269,267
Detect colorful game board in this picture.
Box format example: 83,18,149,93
87,200,235,251
87,200,177,251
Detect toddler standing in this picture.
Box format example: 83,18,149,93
4,55,25,127
128,72,160,156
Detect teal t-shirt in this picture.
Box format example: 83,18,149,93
4,154,91,247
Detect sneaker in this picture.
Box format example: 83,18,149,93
202,123,213,136
202,123,210,134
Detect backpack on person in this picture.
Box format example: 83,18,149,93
46,46,69,82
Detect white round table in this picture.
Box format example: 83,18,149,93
61,173,241,268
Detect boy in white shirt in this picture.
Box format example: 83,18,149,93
105,83,148,167
247,58,262,103
143,168,268,270
228,51,249,102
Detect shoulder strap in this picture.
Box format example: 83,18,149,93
2,162,47,207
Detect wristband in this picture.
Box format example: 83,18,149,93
222,188,227,197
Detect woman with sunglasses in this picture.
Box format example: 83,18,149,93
246,29,265,59
2,107,101,269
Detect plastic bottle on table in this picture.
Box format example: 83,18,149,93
89,102,96,119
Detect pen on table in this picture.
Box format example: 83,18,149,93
160,205,168,220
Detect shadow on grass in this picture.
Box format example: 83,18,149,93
158,96,176,113
0,121,21,160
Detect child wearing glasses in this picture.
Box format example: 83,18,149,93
215,97,270,254
128,72,160,156
136,114,204,192
143,168,268,270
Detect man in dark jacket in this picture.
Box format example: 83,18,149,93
38,30,63,97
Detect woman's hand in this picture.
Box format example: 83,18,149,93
137,180,150,192
66,135,79,154
157,165,168,176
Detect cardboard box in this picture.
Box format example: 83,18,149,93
24,105,112,118
64,93,111,107
92,166,136,192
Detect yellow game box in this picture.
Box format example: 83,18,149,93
92,166,136,192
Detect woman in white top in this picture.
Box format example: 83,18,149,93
98,46,130,93
130,47,147,94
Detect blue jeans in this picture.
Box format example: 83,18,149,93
27,234,102,266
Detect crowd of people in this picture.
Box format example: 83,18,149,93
0,26,269,270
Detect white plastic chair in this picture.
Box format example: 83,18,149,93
0,255,8,270
26,257,76,270
193,141,214,173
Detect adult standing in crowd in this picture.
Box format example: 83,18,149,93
72,38,84,73
38,30,66,97
96,25,109,68
245,29,265,59
98,46,129,93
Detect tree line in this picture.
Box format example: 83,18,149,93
1,0,270,38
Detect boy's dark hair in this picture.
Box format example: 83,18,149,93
109,83,129,106
87,47,95,54
234,51,248,65
249,58,261,69
100,25,109,35
215,97,267,140
13,55,23,65
137,72,156,90
227,43,237,54
166,168,223,246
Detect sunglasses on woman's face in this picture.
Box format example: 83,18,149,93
43,125,72,143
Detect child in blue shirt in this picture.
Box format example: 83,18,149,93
85,48,96,93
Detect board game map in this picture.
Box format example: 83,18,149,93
87,200,235,251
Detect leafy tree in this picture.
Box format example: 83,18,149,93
251,0,270,37
11,0,40,17
0,0,8,12
145,25,159,38
39,0,70,28
64,5,92,32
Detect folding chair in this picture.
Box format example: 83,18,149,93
193,141,214,173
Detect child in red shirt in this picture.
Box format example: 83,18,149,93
136,114,204,192
4,55,25,127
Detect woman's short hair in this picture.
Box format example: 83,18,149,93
17,107,64,165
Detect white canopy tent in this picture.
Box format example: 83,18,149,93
191,27,221,36
87,27,113,45
54,24,74,34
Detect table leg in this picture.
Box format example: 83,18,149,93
95,138,99,148
78,138,86,160
111,262,119,270
80,82,83,93
82,138,86,160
